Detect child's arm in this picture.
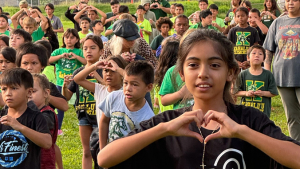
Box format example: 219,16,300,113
0,115,52,149
104,15,119,25
90,5,107,24
11,8,27,29
253,18,268,34
74,7,87,23
104,29,113,37
253,90,277,98
32,9,48,31
69,52,87,65
235,91,255,97
49,94,69,112
160,85,189,106
49,53,69,64
212,23,225,33
264,50,274,71
99,113,110,150
62,75,74,101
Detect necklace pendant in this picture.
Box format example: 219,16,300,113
200,164,206,169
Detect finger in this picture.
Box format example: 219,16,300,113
204,132,222,143
186,130,204,143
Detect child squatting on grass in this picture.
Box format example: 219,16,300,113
97,29,300,169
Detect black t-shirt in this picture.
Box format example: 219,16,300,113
228,26,260,62
49,82,66,110
68,67,102,125
255,26,266,46
110,103,300,169
0,107,50,169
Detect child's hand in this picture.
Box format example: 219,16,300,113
211,23,219,28
254,90,264,97
246,90,255,97
94,60,108,69
63,75,73,87
224,17,230,22
0,115,23,131
121,52,135,62
242,61,250,69
60,53,69,59
68,52,78,60
107,60,120,72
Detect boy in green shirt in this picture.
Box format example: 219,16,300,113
136,5,152,44
170,4,192,35
78,17,92,44
209,4,225,32
190,9,218,31
0,14,10,36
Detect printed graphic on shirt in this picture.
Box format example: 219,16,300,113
76,78,97,116
108,111,134,142
241,80,265,112
278,29,300,59
0,130,29,168
212,148,246,169
58,58,80,79
228,12,234,21
234,32,251,55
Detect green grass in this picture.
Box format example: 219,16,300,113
4,0,290,168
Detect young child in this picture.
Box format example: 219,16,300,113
0,68,52,169
0,35,9,50
74,5,107,28
235,45,278,117
97,29,300,169
44,3,64,34
30,74,58,169
198,0,208,11
150,17,173,54
98,60,155,149
11,8,28,29
0,46,16,73
78,17,93,44
87,20,108,43
0,14,10,36
249,8,269,46
136,5,152,44
190,9,218,32
170,4,184,35
241,0,252,10
209,4,225,32
261,0,281,28
190,11,200,25
22,11,48,42
228,7,259,70
9,29,32,50
170,3,177,18
224,0,241,26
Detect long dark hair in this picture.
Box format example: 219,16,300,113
45,17,55,38
154,38,179,87
263,0,279,13
62,28,81,48
176,29,239,104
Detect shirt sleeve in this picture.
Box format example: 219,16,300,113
159,67,176,96
227,28,234,43
263,19,277,52
56,17,63,28
150,36,158,50
98,92,113,118
50,82,67,100
42,110,55,130
34,112,51,134
253,29,260,44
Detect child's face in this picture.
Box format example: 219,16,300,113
232,0,240,6
19,15,26,27
174,17,189,36
20,53,44,73
0,40,7,50
160,23,170,35
170,5,176,15
0,17,8,29
0,54,16,72
265,0,273,10
83,39,102,63
19,4,28,9
199,2,208,11
202,15,213,25
88,11,97,21
210,9,218,17
285,0,300,14
64,33,79,48
175,7,184,16
235,11,248,25
45,6,54,15
193,13,200,23
94,22,104,32
23,24,36,35
123,74,152,102
111,4,120,15
136,9,145,15
180,41,232,103
103,68,122,88
80,20,90,31
1,84,32,109
30,79,49,110
9,34,25,49
248,12,261,27
248,48,264,66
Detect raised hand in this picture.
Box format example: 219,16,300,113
68,52,78,60
93,60,108,70
0,115,23,131
106,60,120,72
63,75,73,87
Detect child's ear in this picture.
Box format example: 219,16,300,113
226,69,235,82
27,88,33,98
44,89,50,98
247,55,250,61
146,83,153,92
179,70,185,82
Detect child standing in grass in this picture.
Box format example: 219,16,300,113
136,5,152,44
235,45,278,118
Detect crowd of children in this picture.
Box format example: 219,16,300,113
0,0,300,169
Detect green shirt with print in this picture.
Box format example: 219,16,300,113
32,26,45,42
78,30,93,40
0,30,10,36
51,48,84,86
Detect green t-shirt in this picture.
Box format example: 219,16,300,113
261,9,281,28
189,22,219,32
78,30,93,40
51,48,84,86
42,65,56,85
150,0,171,20
170,17,192,35
17,25,22,29
213,17,225,28
32,26,45,42
159,66,194,110
150,34,164,50
237,69,278,117
137,19,152,44
0,30,10,36
155,85,173,113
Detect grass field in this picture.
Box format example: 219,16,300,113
3,0,290,168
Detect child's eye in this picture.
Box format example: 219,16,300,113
188,63,198,68
211,63,220,68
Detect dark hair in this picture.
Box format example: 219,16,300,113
0,7,2,13
0,47,16,63
263,0,279,12
156,17,173,30
10,29,32,42
198,0,208,4
44,3,54,10
110,0,120,6
62,28,81,48
0,68,33,89
137,5,146,11
250,8,260,16
44,17,56,39
209,4,218,10
119,5,129,14
83,35,104,50
200,9,212,21
241,0,252,9
17,12,28,27
235,6,249,16
108,55,127,69
16,42,48,68
171,3,177,6
34,40,52,59
175,3,184,11
80,16,91,23
91,19,102,27
155,39,179,87
176,29,238,104
125,60,154,85
174,14,189,24
247,44,266,60
31,6,42,13
0,35,9,46
0,14,8,23
131,14,137,22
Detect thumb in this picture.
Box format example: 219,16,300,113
204,132,222,144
